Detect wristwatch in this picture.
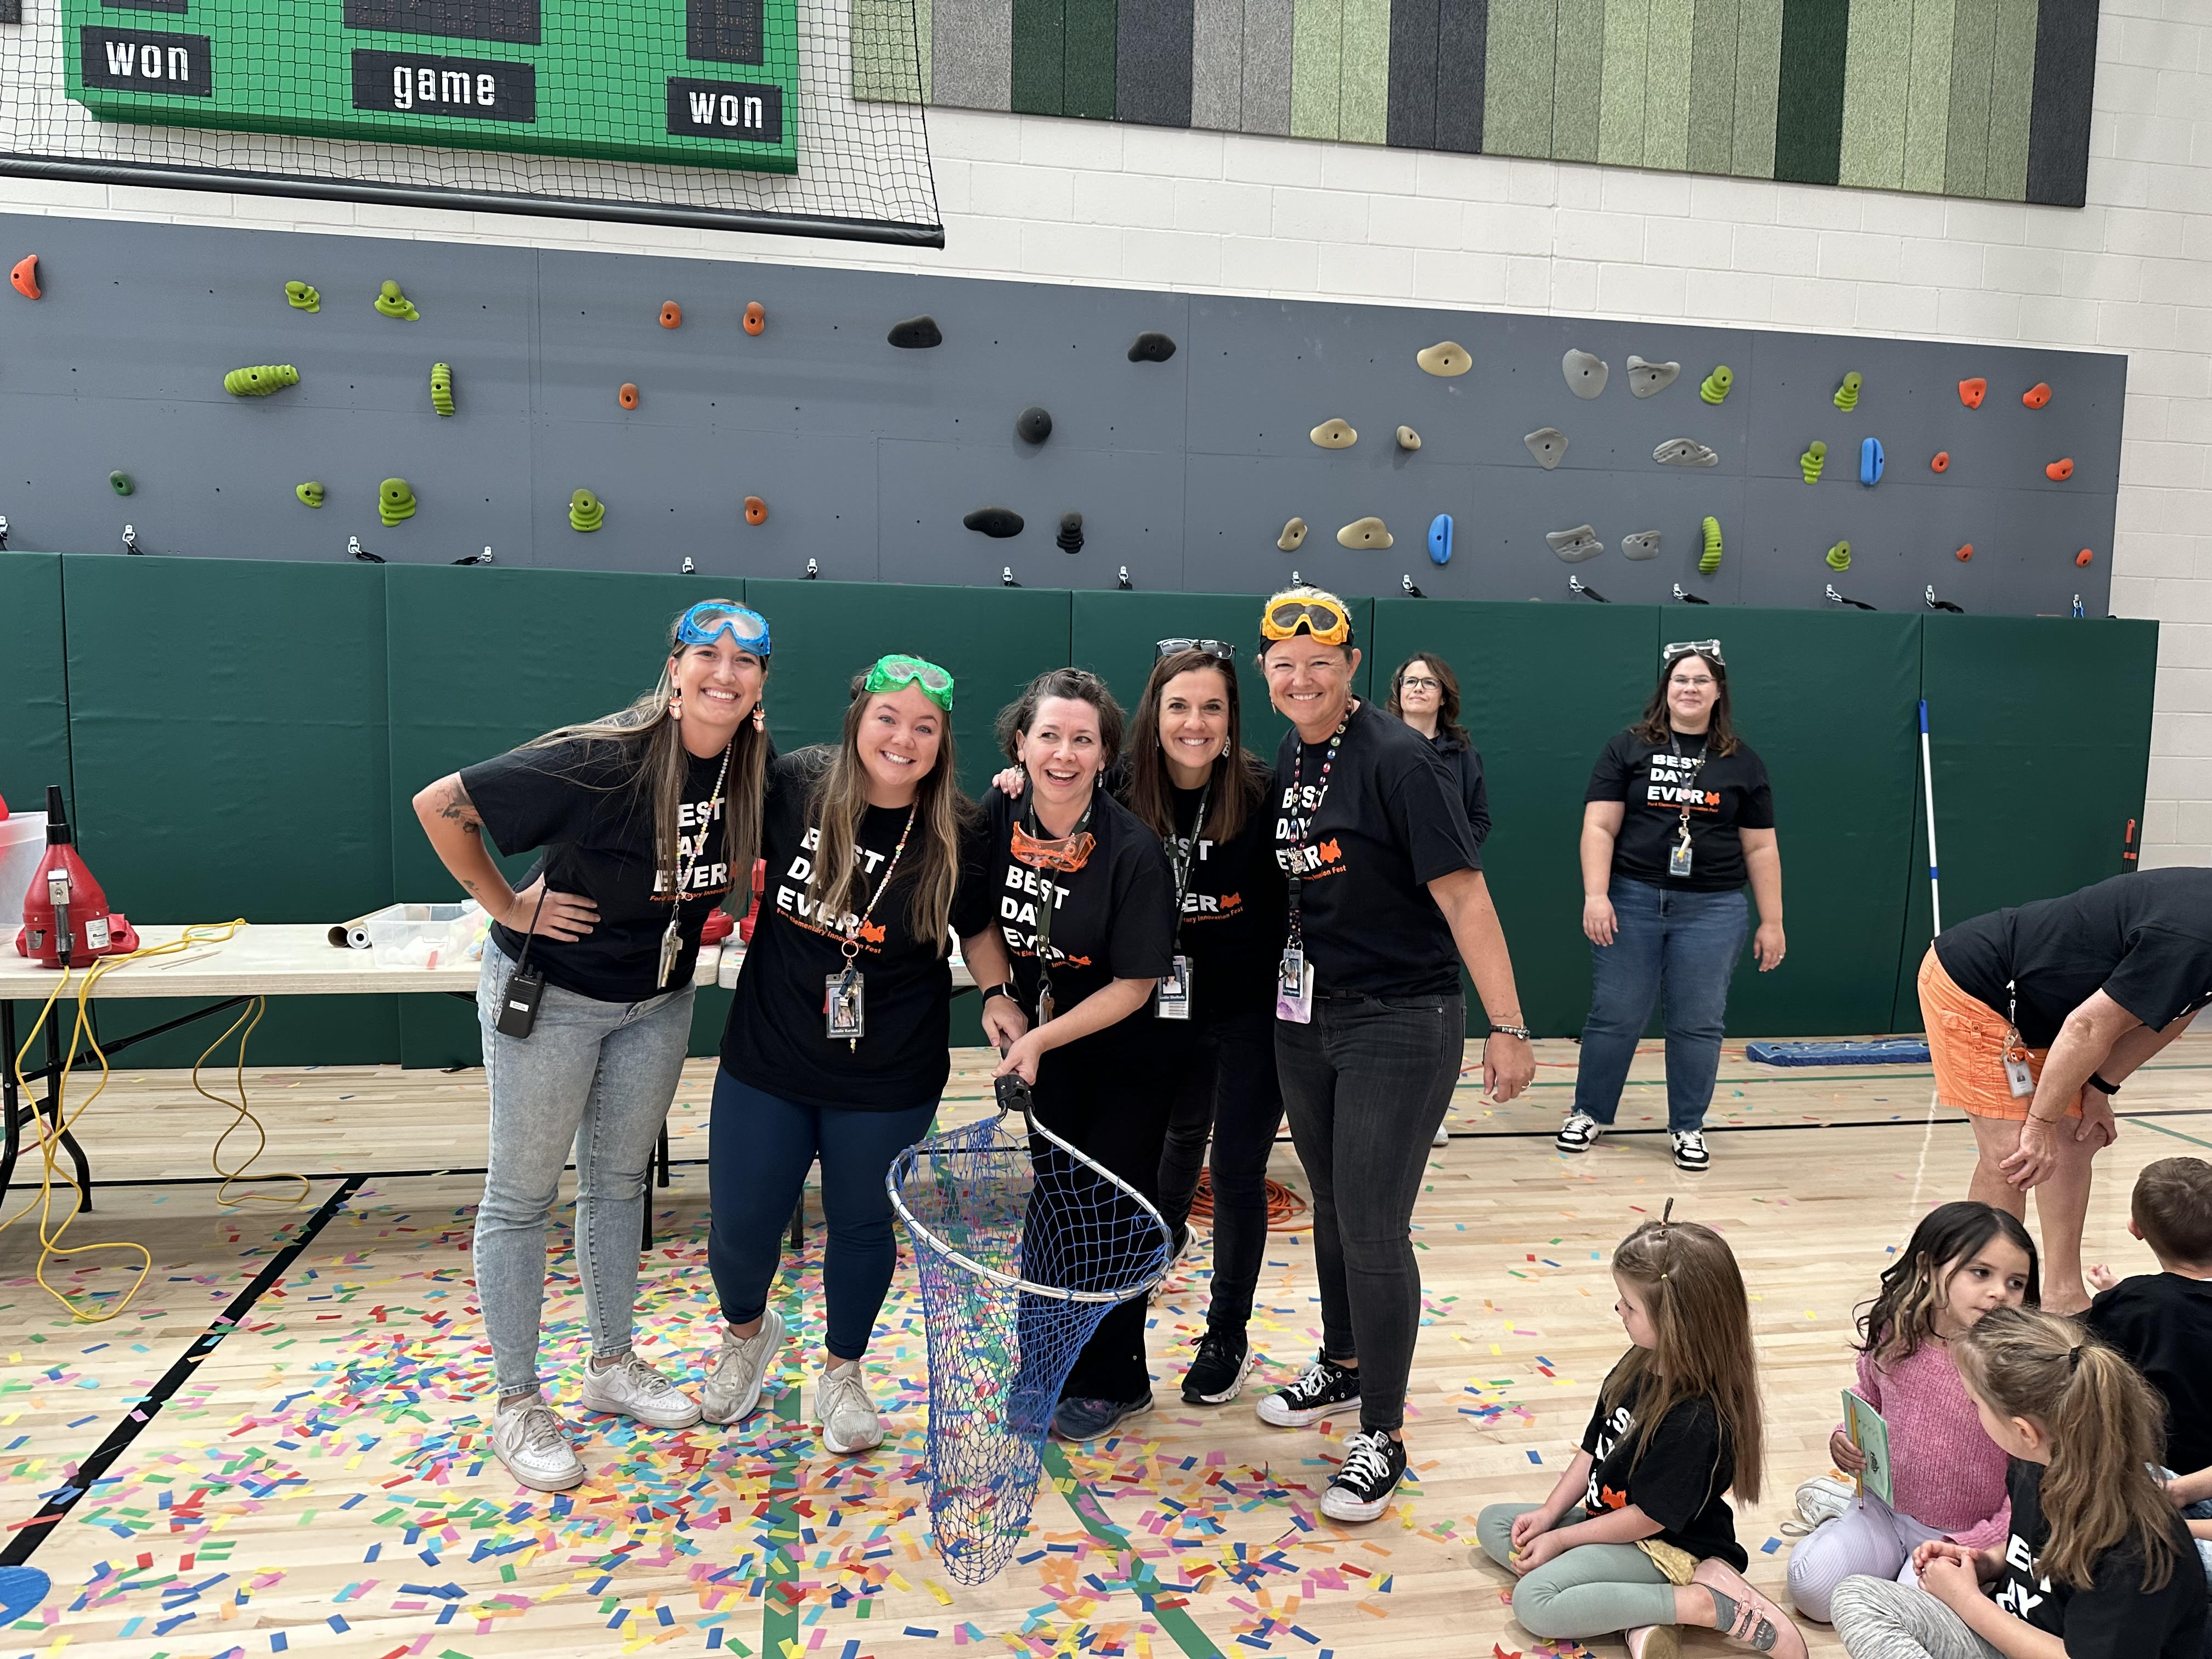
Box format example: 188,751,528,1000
1489,1022,1534,1041
979,983,1015,1006
2086,1073,2121,1097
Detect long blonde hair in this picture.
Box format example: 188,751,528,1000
802,669,973,951
1605,1209,1765,1504
1956,1307,2179,1592
523,599,769,910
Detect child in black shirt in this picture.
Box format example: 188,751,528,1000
1476,1205,1805,1658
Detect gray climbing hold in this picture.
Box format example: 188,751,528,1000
1310,418,1357,449
1428,514,1452,566
1128,331,1177,363
1523,427,1568,469
1278,517,1308,551
1562,349,1609,399
1396,426,1421,452
964,506,1024,538
1621,531,1662,561
1652,437,1720,468
1337,516,1392,550
1057,512,1083,554
1627,357,1679,398
887,315,942,349
1017,406,1053,444
1547,524,1605,562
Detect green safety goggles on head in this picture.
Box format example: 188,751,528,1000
863,653,955,711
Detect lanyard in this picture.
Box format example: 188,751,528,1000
1166,783,1212,946
1284,707,1351,948
1028,792,1094,1017
1667,730,1707,847
840,806,916,967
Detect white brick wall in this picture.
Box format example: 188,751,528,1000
1,0,2205,858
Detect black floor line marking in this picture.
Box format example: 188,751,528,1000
0,1174,366,1567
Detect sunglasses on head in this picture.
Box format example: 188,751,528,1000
1261,597,1351,646
1661,638,1724,667
1156,638,1236,661
676,602,772,657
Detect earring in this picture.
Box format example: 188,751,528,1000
752,704,765,732
669,696,683,720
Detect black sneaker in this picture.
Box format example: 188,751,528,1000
1255,1351,1361,1427
1182,1328,1255,1404
1321,1428,1407,1522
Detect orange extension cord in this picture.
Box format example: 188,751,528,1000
1187,1171,1310,1231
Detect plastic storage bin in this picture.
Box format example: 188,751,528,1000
362,901,486,969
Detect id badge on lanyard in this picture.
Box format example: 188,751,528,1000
2001,983,2034,1098
826,964,866,1042
1156,954,1193,1020
1668,814,1695,879
1276,947,1313,1024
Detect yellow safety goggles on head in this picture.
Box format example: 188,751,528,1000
1260,594,1351,646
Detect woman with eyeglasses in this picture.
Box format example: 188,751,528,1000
983,668,1178,1443
702,656,1023,1456
1385,654,1489,851
1253,587,1536,1523
1560,640,1784,1174
411,599,775,1492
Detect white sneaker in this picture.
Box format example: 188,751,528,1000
702,1308,785,1425
490,1391,585,1491
1432,1121,1451,1147
816,1359,885,1454
1672,1129,1712,1172
1555,1111,1604,1153
579,1352,702,1429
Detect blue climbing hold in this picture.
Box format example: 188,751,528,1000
1860,436,1885,487
1427,514,1453,566
0,1567,50,1623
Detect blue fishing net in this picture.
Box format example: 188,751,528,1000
888,1077,1171,1584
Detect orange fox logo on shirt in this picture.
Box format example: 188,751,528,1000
1317,838,1341,863
1598,1485,1629,1511
859,921,887,945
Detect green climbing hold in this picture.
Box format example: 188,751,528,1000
1799,441,1826,484
375,280,420,321
1699,365,1733,405
431,362,455,416
296,481,325,508
1834,371,1862,411
223,364,299,397
108,471,132,497
569,488,605,532
1699,516,1723,575
1826,540,1852,572
378,478,417,527
284,280,320,313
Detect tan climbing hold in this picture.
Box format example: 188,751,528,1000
1396,426,1421,452
1310,418,1357,449
1277,517,1308,551
1417,341,1470,377
1336,516,1392,550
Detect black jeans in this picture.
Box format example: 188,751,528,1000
1155,1006,1283,1333
1274,990,1464,1435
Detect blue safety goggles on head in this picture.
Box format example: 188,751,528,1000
675,601,771,658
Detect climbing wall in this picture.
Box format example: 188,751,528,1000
0,211,2121,616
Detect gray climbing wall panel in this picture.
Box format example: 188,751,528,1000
0,212,2120,616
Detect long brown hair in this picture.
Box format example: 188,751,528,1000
1124,649,1267,846
801,668,974,950
523,599,769,910
1956,1308,2179,1593
1605,1209,1765,1504
1855,1201,2041,1368
1629,649,1739,758
1385,652,1471,751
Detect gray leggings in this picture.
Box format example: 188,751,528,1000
1476,1503,1679,1639
1830,1575,2006,1659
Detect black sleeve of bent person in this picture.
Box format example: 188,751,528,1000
458,739,607,858
2099,925,2212,1034
1106,833,1177,982
1585,731,1634,804
1622,1397,1729,1532
1388,749,1481,882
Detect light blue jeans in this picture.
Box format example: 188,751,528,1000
1573,877,1751,1133
475,940,695,1395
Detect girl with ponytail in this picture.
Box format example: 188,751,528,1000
1831,1306,2207,1658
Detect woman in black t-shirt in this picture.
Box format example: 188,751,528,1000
1563,641,1784,1176
1251,587,1535,1527
981,668,1177,1445
702,656,1021,1457
411,599,774,1493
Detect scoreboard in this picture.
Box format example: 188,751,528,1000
64,0,799,174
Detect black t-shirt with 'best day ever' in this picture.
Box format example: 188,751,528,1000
1159,766,1288,1026
1989,1457,2206,1659
1934,868,2212,1049
1579,1358,1745,1570
720,750,998,1113
462,735,742,1004
1585,727,1775,893
1271,699,1480,998
980,786,1176,1046
2082,1270,2212,1478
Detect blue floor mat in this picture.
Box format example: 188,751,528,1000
1745,1038,1931,1066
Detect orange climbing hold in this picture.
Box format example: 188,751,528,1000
1957,377,1986,409
2076,549,2095,567
618,382,640,409
743,301,765,335
659,301,682,329
2022,382,2051,409
1931,451,1950,473
2046,458,2075,481
9,254,38,299
744,495,767,526
1955,544,1974,562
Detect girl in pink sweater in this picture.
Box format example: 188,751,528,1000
1787,1200,2036,1622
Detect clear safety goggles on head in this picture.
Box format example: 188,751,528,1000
1661,637,1724,665
676,601,771,657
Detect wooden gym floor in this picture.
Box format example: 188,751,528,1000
5,1036,2210,1659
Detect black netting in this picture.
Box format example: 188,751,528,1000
0,0,938,245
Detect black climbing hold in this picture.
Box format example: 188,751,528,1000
1057,512,1084,554
1128,331,1177,364
965,506,1024,538
1017,406,1053,444
888,315,942,349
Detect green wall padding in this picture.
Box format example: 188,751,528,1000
2,554,76,1058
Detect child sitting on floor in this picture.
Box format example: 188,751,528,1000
1474,1201,1807,1659
1788,1201,2038,1621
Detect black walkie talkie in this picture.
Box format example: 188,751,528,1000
494,889,550,1040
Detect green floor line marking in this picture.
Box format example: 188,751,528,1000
1041,1442,1226,1659
762,1386,801,1659
2131,1117,2212,1152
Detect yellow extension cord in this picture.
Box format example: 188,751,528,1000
5,919,308,1323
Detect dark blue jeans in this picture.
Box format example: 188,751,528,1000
707,1068,938,1361
1155,1006,1284,1334
1573,877,1750,1133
